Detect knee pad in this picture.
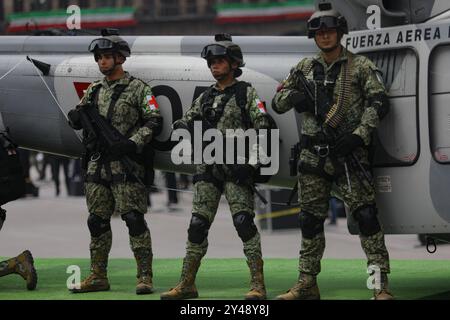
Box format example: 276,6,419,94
354,205,381,237
188,214,210,244
121,211,148,237
298,211,324,239
87,214,111,237
233,211,257,242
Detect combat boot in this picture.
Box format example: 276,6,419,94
373,273,394,300
134,248,153,295
275,273,320,300
160,257,201,300
71,231,112,293
245,258,266,300
70,263,110,293
0,250,37,290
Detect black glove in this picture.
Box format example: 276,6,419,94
334,134,364,157
289,90,314,113
67,109,83,130
172,119,189,131
231,164,255,184
0,208,6,231
109,139,137,157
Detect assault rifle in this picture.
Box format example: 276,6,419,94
69,104,145,187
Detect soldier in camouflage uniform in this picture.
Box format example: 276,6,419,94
160,34,271,300
0,208,37,291
272,3,393,300
68,31,162,295
0,132,37,291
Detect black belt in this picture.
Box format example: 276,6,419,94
193,166,224,192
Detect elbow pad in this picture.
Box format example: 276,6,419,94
370,93,390,120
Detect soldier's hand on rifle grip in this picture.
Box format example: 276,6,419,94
334,133,364,157
289,90,314,114
67,109,83,130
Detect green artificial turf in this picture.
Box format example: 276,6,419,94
0,258,449,300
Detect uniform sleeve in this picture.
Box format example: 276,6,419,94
129,84,162,148
173,94,203,130
271,59,306,114
246,87,272,168
352,58,390,146
246,86,270,129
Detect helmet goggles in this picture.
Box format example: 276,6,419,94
89,38,116,53
308,16,339,32
201,44,228,60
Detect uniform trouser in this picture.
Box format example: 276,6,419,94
85,181,152,268
0,259,13,277
298,172,390,276
185,180,262,262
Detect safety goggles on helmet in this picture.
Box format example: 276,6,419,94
89,38,115,53
308,16,339,32
201,44,228,60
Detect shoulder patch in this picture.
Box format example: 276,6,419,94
256,98,267,113
146,95,159,111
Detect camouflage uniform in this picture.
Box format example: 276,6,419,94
75,72,161,293
184,82,269,260
273,48,391,298
161,80,270,300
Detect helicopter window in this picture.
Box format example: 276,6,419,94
429,45,450,164
363,48,418,167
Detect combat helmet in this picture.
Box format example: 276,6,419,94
88,28,131,60
307,2,348,38
201,33,245,77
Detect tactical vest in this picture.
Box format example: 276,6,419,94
198,81,276,184
302,55,353,133
311,61,341,120
0,131,25,205
83,78,155,187
200,81,252,129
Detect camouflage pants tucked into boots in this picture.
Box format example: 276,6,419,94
70,231,112,293
160,236,210,299
130,229,154,294
244,234,266,300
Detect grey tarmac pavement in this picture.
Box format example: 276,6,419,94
1,172,450,260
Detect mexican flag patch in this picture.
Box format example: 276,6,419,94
146,95,159,111
256,99,266,113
